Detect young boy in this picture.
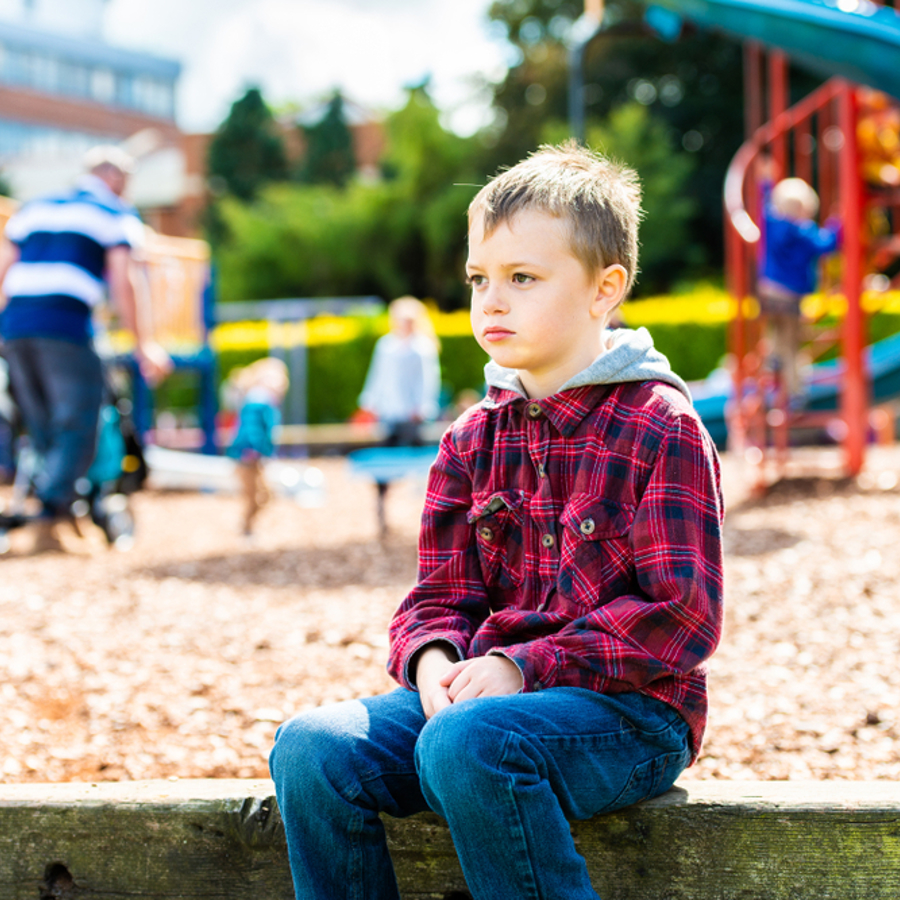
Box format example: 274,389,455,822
758,168,840,399
269,142,724,900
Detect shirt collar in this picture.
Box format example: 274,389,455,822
481,381,609,437
76,174,125,207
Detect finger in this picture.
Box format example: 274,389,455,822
446,666,477,702
438,660,469,687
425,688,452,719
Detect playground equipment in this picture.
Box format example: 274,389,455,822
347,444,439,537
626,0,900,484
215,296,384,434
128,230,218,454
143,445,325,507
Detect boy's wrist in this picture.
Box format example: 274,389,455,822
410,641,459,687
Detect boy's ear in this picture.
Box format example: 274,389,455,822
591,264,628,317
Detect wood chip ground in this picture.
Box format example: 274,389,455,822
0,445,898,784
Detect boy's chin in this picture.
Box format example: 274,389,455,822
485,350,518,369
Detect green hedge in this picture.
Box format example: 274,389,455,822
639,321,729,382
642,311,900,379
150,310,900,425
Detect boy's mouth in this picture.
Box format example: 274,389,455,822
482,326,514,342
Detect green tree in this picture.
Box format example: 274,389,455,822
298,91,356,187
483,0,825,285
207,87,289,202
213,85,488,308
216,182,395,302
380,83,484,306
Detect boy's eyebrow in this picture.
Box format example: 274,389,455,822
466,255,546,270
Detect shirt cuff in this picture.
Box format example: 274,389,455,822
486,650,527,693
403,638,463,690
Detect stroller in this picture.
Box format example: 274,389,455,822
0,355,146,553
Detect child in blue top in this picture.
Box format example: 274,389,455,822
758,173,841,398
226,357,288,535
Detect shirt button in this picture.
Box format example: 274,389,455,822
537,462,546,478
579,518,596,536
541,533,555,548
526,402,542,418
479,526,494,541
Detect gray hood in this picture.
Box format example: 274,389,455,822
484,326,691,401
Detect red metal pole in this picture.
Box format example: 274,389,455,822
795,116,813,186
768,50,789,175
744,42,765,138
725,213,748,452
818,100,836,220
837,83,868,475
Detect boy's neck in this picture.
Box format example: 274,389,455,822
517,332,611,400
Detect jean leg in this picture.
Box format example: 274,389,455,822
269,689,431,900
415,688,692,900
20,339,102,512
4,339,52,456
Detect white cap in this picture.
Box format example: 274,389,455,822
82,144,137,176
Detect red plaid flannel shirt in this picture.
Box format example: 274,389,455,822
387,379,724,759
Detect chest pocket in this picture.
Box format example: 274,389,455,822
467,490,526,593
557,495,635,611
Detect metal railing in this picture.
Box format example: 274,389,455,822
723,76,869,480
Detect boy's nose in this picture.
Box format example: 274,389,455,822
480,284,509,314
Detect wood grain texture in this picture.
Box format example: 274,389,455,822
0,780,898,899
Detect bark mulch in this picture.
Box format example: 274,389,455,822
0,444,898,784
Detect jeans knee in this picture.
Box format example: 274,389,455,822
270,716,313,789
270,712,340,797
416,702,515,809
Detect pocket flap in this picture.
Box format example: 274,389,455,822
467,489,525,524
560,495,633,540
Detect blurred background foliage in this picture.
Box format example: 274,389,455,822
156,275,900,427
205,0,826,308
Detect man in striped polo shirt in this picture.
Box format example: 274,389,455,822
0,145,170,551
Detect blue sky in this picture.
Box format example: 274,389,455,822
104,0,511,135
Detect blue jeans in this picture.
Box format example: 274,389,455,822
269,687,691,900
3,337,103,514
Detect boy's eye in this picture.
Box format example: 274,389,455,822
466,274,486,287
512,273,534,284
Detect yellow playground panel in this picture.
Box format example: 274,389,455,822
140,231,211,353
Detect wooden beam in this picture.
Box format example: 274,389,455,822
1,780,899,899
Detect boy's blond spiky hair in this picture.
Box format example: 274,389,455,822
771,177,820,221
468,140,643,295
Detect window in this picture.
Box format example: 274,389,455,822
91,66,114,103
133,75,173,117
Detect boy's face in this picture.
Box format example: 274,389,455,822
467,208,626,399
779,197,807,221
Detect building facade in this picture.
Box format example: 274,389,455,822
0,0,204,235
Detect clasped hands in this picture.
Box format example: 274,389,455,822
414,644,524,719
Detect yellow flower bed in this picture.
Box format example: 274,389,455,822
206,285,900,355
211,316,365,352
802,289,900,319
620,284,734,326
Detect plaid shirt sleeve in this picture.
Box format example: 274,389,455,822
387,427,488,687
